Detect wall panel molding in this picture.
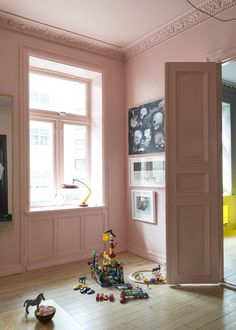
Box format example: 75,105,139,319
25,208,108,271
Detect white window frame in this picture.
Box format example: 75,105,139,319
22,51,104,210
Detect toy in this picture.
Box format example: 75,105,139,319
116,283,133,291
129,266,166,286
73,274,87,290
23,293,45,314
35,305,56,322
79,287,95,294
79,275,87,284
120,287,149,304
95,293,115,302
89,229,124,287
109,293,115,302
73,283,87,290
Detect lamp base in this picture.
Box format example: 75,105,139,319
80,204,88,207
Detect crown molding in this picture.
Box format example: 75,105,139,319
125,0,236,59
222,79,236,90
0,0,235,62
0,10,125,62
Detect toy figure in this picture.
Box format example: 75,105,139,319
79,275,87,284
23,293,45,315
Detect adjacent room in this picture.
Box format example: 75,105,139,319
0,0,236,329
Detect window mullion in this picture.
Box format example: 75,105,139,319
55,119,63,204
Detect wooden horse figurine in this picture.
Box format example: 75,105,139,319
23,293,45,315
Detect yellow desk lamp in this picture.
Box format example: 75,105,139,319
60,179,91,207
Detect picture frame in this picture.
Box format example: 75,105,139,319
132,190,156,223
129,155,165,187
128,99,165,155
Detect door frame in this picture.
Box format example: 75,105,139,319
208,46,236,286
206,45,236,284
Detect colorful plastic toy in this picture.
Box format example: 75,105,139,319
73,283,87,291
120,287,149,304
89,230,124,287
116,283,133,291
95,293,115,302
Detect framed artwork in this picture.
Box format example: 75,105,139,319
0,135,8,220
128,99,165,155
132,190,156,223
129,155,165,187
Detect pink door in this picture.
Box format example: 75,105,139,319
165,62,223,284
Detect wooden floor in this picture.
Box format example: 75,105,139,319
224,229,236,285
1,252,236,330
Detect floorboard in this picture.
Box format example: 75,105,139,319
0,252,236,329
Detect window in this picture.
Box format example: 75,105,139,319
222,102,232,196
28,56,103,208
29,72,87,115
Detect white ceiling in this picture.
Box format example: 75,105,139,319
0,0,235,83
0,0,204,48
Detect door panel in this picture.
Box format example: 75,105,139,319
166,62,223,284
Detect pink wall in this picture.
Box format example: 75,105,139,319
1,7,236,276
126,8,236,263
0,29,126,275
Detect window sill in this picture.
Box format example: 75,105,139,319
25,204,106,215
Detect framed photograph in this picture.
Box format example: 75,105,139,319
132,190,156,223
128,99,165,155
129,155,165,187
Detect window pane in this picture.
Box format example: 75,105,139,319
30,121,55,204
29,72,86,115
63,124,88,202
222,102,232,196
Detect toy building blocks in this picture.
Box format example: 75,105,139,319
89,229,124,287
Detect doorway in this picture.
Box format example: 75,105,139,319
222,59,236,286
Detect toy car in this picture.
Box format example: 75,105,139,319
73,283,87,291
116,283,133,291
120,287,149,303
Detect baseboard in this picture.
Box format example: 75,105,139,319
0,264,23,278
26,252,92,271
26,242,129,271
127,244,166,264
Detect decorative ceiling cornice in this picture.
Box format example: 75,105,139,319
222,79,236,89
0,10,125,62
0,0,235,61
125,0,236,59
